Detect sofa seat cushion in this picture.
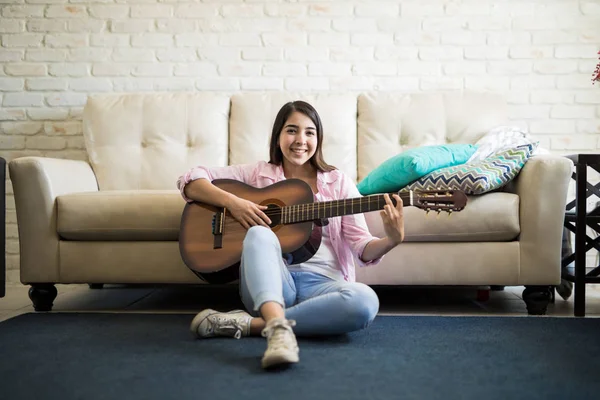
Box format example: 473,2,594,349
364,192,520,242
58,190,520,243
57,190,185,241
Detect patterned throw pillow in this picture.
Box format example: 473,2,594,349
403,143,538,195
356,144,478,195
468,126,536,163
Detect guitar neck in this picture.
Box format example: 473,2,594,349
280,191,413,225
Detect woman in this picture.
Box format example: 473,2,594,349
177,100,405,369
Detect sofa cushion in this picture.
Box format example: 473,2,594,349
57,190,185,241
83,93,230,191
357,91,507,182
364,192,520,242
356,144,477,195
405,143,537,195
57,190,519,243
230,92,358,181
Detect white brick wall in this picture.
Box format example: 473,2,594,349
1,0,600,282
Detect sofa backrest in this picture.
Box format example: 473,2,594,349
357,91,507,181
83,92,230,190
82,90,507,190
230,92,358,181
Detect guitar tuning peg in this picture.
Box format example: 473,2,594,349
436,210,441,219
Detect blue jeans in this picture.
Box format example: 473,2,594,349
239,226,380,336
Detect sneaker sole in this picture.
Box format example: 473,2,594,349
261,351,300,369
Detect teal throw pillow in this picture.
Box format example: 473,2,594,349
403,143,538,195
357,144,478,195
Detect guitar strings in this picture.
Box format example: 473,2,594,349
213,193,454,231
252,195,455,217
251,194,414,217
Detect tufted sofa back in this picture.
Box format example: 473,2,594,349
229,92,358,181
83,92,230,190
357,91,506,182
83,91,507,190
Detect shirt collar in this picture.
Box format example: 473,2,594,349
318,169,339,184
257,162,283,181
258,162,339,184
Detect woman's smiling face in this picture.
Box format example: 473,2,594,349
278,111,318,168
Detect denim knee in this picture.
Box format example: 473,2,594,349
243,226,278,249
341,284,380,330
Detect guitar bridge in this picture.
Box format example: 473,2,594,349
212,208,226,249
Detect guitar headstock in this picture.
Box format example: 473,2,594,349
405,189,467,213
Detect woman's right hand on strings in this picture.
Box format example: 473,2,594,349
227,196,271,229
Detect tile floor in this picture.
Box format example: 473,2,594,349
2,280,600,323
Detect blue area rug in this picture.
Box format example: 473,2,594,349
0,313,599,400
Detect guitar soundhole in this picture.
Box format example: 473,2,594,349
265,203,282,228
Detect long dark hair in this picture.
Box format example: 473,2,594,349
268,100,335,172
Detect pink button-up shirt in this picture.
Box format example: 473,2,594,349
177,161,383,282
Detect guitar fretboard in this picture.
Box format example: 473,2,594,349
280,192,413,224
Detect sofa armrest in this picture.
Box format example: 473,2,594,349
8,157,98,283
504,154,573,284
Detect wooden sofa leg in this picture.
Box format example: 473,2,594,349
522,286,552,315
29,284,58,312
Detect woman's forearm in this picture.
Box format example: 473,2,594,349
360,237,399,262
183,178,237,208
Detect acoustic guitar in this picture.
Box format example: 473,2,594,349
179,179,467,284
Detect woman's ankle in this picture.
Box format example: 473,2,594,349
250,317,266,336
259,301,285,321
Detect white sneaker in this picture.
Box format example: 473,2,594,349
190,309,252,339
261,318,299,369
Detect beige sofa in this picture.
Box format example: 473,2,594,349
9,91,573,315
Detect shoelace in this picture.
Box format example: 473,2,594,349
261,320,297,349
208,315,245,339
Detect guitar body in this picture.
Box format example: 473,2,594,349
179,179,320,284
179,178,468,284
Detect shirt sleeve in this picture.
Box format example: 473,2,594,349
338,172,384,268
176,163,258,203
